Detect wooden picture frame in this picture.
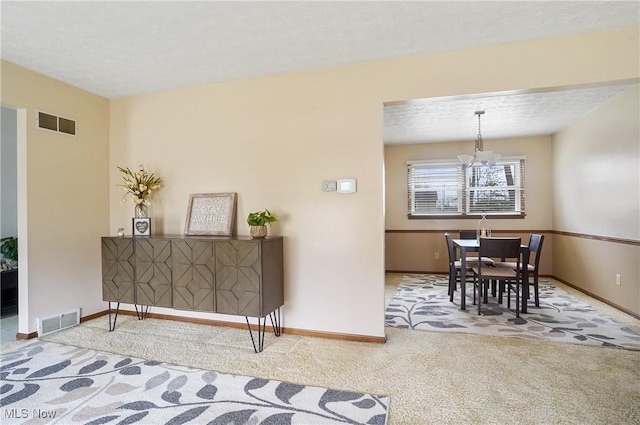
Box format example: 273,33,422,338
184,193,237,236
132,217,151,236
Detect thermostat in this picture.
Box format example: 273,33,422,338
321,180,337,192
337,178,357,194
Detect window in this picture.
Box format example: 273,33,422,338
407,158,525,218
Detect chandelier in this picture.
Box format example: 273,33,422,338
457,111,501,167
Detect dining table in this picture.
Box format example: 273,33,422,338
452,238,530,313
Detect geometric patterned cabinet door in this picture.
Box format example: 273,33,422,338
172,240,215,312
215,238,283,317
135,238,173,308
101,237,136,303
215,240,262,317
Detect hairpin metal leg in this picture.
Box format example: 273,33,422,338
108,302,120,332
269,308,281,337
245,315,267,353
134,304,150,320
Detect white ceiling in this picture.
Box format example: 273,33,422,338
383,83,633,144
1,1,638,143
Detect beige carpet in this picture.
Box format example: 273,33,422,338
3,274,640,424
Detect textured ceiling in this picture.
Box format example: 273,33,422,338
1,1,638,142
383,83,634,144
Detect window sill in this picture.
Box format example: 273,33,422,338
408,213,526,220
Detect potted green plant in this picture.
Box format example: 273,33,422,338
0,236,18,268
246,209,278,238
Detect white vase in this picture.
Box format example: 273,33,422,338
135,203,148,218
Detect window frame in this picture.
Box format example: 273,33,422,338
407,157,526,219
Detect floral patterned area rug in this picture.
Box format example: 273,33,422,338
0,341,389,425
385,274,640,350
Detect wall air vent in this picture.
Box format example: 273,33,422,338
36,110,77,136
37,309,80,336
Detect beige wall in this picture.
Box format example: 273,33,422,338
553,84,639,240
109,77,386,337
1,61,110,335
552,84,640,314
1,26,637,337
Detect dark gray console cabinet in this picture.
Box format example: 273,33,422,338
101,235,283,351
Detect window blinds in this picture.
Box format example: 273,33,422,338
407,158,525,218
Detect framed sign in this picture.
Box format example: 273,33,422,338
133,217,151,236
184,193,237,236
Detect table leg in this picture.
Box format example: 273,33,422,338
460,247,467,310
521,250,530,314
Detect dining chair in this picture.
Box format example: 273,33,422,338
459,230,476,240
445,233,474,302
471,237,522,317
445,233,493,303
495,234,545,307
458,230,494,265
